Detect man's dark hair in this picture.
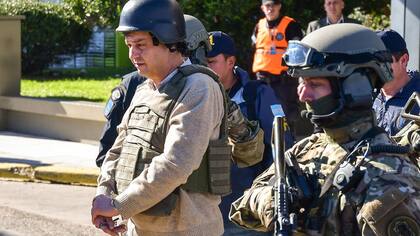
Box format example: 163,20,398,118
392,49,409,61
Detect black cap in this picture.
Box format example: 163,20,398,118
262,0,281,5
376,29,407,54
207,31,236,57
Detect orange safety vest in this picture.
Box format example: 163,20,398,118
252,16,295,75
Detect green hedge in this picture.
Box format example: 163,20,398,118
0,0,91,74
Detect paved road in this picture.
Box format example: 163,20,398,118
0,180,102,236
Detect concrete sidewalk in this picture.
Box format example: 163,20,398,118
0,131,100,186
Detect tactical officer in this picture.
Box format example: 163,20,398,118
230,24,420,235
91,0,228,235
96,14,264,168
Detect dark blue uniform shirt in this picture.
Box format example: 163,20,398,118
220,66,294,229
373,71,420,136
96,71,146,167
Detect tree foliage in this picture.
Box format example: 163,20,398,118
0,0,91,74
63,0,127,28
1,0,391,73
178,0,390,71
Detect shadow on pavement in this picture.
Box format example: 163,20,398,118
0,157,49,167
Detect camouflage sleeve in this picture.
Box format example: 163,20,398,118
357,158,420,236
227,99,265,167
229,165,276,232
394,122,420,167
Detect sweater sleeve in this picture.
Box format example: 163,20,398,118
114,74,224,219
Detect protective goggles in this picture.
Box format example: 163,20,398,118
283,41,393,68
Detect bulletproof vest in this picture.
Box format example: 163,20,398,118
115,64,231,215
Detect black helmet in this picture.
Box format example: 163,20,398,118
116,0,186,44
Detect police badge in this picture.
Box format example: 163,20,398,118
276,32,284,41
104,86,124,119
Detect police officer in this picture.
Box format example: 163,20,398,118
207,31,293,235
252,0,312,140
96,69,145,167
373,29,420,136
230,23,420,235
91,0,228,235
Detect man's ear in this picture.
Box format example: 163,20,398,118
399,53,409,68
227,56,236,68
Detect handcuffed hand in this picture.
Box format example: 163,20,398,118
91,194,123,235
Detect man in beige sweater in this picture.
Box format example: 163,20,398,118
90,0,227,235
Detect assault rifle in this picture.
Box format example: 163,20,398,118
271,105,296,236
399,92,420,153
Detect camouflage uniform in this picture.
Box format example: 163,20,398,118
230,116,420,235
230,23,420,236
395,122,419,150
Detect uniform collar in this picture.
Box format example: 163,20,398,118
323,115,374,145
266,15,283,28
382,71,419,100
227,67,249,96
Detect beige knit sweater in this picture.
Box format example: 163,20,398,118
97,61,225,236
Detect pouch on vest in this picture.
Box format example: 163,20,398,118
181,138,232,196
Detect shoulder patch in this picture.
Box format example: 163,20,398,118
111,88,123,101
276,32,284,41
387,216,419,236
104,86,125,119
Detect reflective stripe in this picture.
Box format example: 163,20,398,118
255,48,287,55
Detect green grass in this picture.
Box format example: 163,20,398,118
21,67,135,103
21,76,121,103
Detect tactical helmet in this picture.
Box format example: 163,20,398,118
184,14,211,65
284,23,393,85
116,0,186,44
283,24,394,127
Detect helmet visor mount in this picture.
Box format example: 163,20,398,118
283,41,393,85
283,41,393,69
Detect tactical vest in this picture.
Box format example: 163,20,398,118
115,64,231,215
252,16,294,75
